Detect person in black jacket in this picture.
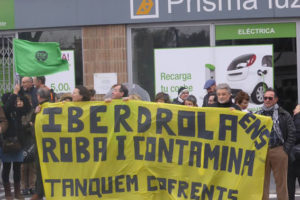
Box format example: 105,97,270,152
256,88,296,200
172,87,189,105
30,87,51,200
1,84,31,199
20,77,38,109
202,79,216,107
288,105,300,200
208,83,241,110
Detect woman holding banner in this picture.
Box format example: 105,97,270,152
72,85,91,102
155,92,171,103
234,91,250,112
184,95,198,107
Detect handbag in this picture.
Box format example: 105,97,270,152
23,144,35,162
2,136,22,153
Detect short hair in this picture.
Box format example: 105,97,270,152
185,95,198,106
36,76,46,84
207,92,217,103
155,92,171,103
216,83,231,94
37,88,50,100
75,85,91,101
235,91,250,104
113,84,128,97
22,77,33,83
264,87,278,98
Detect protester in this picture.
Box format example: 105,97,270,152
202,79,216,107
105,84,129,102
1,84,31,200
33,76,56,102
30,87,51,200
33,76,47,89
207,92,217,106
155,92,171,103
256,88,296,200
209,83,241,110
234,91,250,112
111,84,129,99
0,100,8,133
288,104,300,200
172,87,189,105
184,95,198,107
20,77,38,108
0,101,8,199
20,94,36,196
72,85,91,102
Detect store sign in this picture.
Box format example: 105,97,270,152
130,0,159,19
14,0,300,29
46,50,75,94
216,23,296,40
0,0,14,30
154,45,273,111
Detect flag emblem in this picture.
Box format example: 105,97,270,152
35,51,48,62
13,39,69,76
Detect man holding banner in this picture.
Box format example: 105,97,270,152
257,88,296,200
12,39,69,200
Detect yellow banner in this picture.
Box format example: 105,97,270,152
35,100,273,200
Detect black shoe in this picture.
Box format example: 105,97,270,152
29,188,35,195
21,188,29,195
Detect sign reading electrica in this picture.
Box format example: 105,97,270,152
46,50,75,94
155,45,273,110
0,0,14,30
216,23,296,40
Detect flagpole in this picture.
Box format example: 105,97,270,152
13,33,19,86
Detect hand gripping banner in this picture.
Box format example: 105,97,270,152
35,100,273,200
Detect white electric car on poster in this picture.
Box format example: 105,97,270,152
226,54,273,104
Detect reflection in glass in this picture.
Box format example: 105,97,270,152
131,26,210,100
217,38,297,114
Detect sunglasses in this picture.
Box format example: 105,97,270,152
264,97,273,101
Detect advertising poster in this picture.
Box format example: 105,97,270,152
155,45,273,110
0,0,14,30
46,50,75,94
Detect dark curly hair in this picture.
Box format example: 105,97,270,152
75,85,91,101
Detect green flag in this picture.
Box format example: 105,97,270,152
13,39,69,76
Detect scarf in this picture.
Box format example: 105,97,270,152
177,97,184,103
257,104,284,143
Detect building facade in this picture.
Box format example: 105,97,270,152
0,0,299,112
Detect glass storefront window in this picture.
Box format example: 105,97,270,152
217,38,297,114
18,29,83,85
131,25,210,100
